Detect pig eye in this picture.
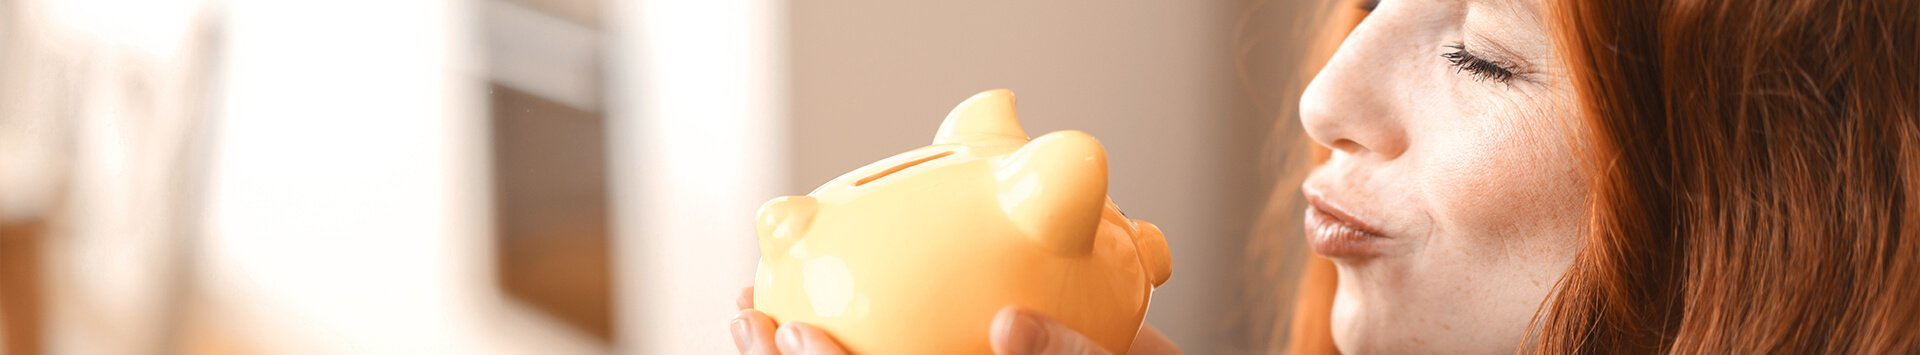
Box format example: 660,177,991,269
855,151,955,187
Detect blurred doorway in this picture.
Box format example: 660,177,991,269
483,0,613,343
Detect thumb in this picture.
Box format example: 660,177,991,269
989,307,1114,355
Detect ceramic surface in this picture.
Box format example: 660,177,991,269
753,89,1172,354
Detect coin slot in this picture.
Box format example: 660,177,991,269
854,151,955,187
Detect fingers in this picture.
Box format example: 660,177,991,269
738,287,755,309
1128,324,1183,355
732,308,850,355
775,322,849,355
731,310,780,354
990,307,1114,355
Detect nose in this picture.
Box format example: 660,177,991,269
1297,17,1410,159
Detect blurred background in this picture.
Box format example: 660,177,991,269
0,0,1326,353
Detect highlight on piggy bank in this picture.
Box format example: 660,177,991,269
751,89,1173,354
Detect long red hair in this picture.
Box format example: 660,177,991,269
1278,0,1920,353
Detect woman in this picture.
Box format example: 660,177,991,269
733,0,1920,353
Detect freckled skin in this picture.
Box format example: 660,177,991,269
1298,0,1586,353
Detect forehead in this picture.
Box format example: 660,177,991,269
1463,0,1539,20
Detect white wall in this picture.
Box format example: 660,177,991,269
203,0,492,352
607,0,788,353
203,1,599,353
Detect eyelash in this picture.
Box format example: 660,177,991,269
1440,43,1517,84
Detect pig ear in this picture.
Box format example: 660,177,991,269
997,131,1106,255
1132,220,1172,287
755,196,819,257
933,89,1029,145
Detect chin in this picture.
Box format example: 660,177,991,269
1327,294,1525,354
1325,286,1433,355
1328,284,1373,354
1327,306,1414,355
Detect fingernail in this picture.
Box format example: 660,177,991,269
730,317,751,352
776,323,808,353
997,310,1049,354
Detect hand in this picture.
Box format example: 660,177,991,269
732,287,850,355
990,307,1182,355
731,287,1181,355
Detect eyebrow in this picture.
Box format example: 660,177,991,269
1460,0,1552,78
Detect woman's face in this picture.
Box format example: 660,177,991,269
1297,0,1585,353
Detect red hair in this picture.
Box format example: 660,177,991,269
1278,0,1920,353
1533,0,1920,352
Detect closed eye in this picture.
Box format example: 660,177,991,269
1441,43,1517,84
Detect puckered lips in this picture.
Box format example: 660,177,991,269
1303,187,1389,259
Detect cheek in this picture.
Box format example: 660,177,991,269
1416,111,1585,252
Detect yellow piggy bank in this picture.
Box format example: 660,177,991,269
753,89,1173,354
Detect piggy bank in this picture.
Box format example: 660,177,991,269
752,89,1172,354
